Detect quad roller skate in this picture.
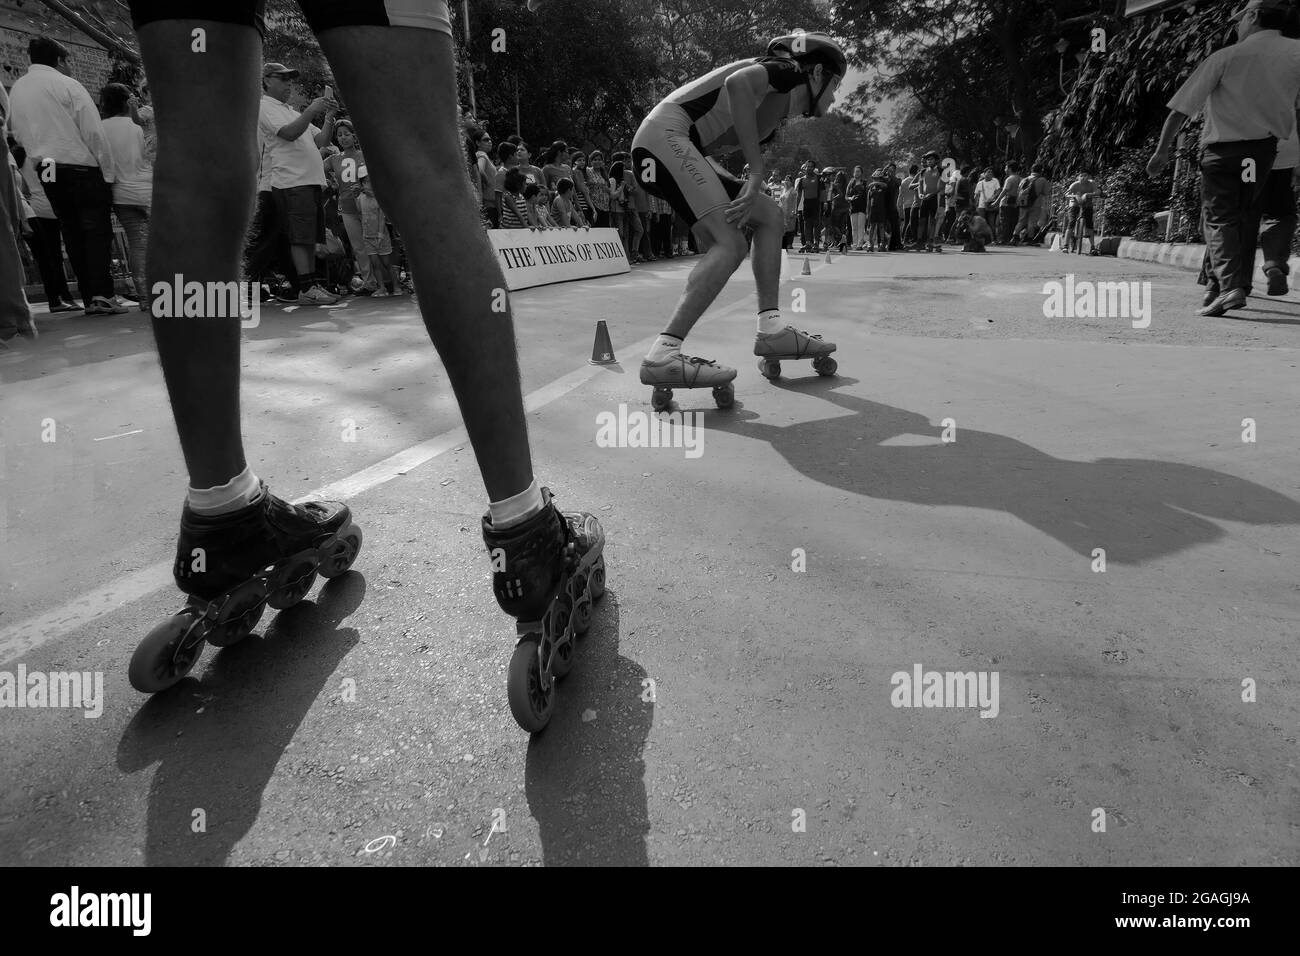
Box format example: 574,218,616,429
482,488,606,733
128,483,363,694
754,325,838,380
640,353,737,412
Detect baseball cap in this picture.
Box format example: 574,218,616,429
1232,0,1289,17
263,63,299,78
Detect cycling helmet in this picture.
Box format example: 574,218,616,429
766,31,847,117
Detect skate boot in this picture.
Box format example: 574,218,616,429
482,488,606,733
640,352,737,411
754,325,838,380
128,483,363,694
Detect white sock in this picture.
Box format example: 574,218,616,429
187,465,262,516
489,478,544,530
645,333,683,363
757,309,784,335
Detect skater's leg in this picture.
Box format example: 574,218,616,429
314,26,531,500
749,195,784,313
136,20,260,488
660,209,748,341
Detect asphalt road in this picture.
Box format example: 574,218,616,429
1,245,1297,866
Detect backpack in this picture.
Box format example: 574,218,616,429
1018,175,1036,208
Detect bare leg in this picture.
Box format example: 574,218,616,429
661,208,747,341
314,27,531,500
136,21,259,487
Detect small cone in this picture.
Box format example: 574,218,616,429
589,320,617,365
800,257,812,276
824,250,833,264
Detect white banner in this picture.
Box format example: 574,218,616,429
487,227,629,291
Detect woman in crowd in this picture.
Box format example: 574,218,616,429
584,151,611,228
569,151,596,224
608,156,629,256
884,162,903,250
828,170,850,253
541,141,572,190
847,166,867,250
866,168,890,251
324,120,374,294
898,163,920,248
100,83,152,309
779,174,799,250
466,126,498,226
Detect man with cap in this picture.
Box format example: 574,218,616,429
257,62,339,304
1148,0,1300,316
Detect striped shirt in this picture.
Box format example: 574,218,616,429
500,192,529,228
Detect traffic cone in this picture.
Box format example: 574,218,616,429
589,320,617,365
824,249,833,264
801,257,812,276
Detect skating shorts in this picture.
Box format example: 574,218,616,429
128,0,452,35
919,194,939,217
1066,204,1094,231
631,106,743,227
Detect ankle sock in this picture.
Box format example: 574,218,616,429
645,333,683,363
757,309,784,335
188,465,262,516
489,478,545,530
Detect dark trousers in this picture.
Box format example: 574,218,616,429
244,190,298,285
801,203,821,249
39,165,115,301
25,217,72,304
1199,137,1276,293
1258,165,1296,275
887,206,902,249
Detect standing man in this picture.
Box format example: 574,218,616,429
1149,0,1300,316
796,160,822,253
257,62,339,305
1259,129,1299,294
5,36,126,315
883,161,903,250
974,167,1001,238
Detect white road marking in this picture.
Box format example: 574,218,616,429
93,429,144,442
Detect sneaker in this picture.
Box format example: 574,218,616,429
85,296,128,315
639,353,737,388
298,285,340,305
47,299,79,314
1266,267,1289,296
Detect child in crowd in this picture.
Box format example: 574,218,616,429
525,182,556,228
498,168,532,228
357,166,400,296
551,177,588,228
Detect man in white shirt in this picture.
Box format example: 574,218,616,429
257,62,338,305
974,167,1001,236
5,36,126,315
1149,0,1300,315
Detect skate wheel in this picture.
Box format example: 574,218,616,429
651,386,673,412
319,525,363,579
589,555,606,601
206,578,268,647
712,383,735,409
128,609,208,693
268,555,319,609
813,356,838,377
758,358,781,380
549,596,575,678
507,640,554,733
573,595,593,636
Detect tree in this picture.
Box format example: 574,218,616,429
833,0,1105,166
762,112,885,178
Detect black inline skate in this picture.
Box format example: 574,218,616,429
481,488,606,733
128,483,362,693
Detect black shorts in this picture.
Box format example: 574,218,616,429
631,106,743,227
273,185,325,245
1066,205,1094,230
919,194,939,217
128,0,451,35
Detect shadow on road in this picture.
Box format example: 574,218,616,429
115,573,366,866
524,590,653,866
704,377,1300,564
